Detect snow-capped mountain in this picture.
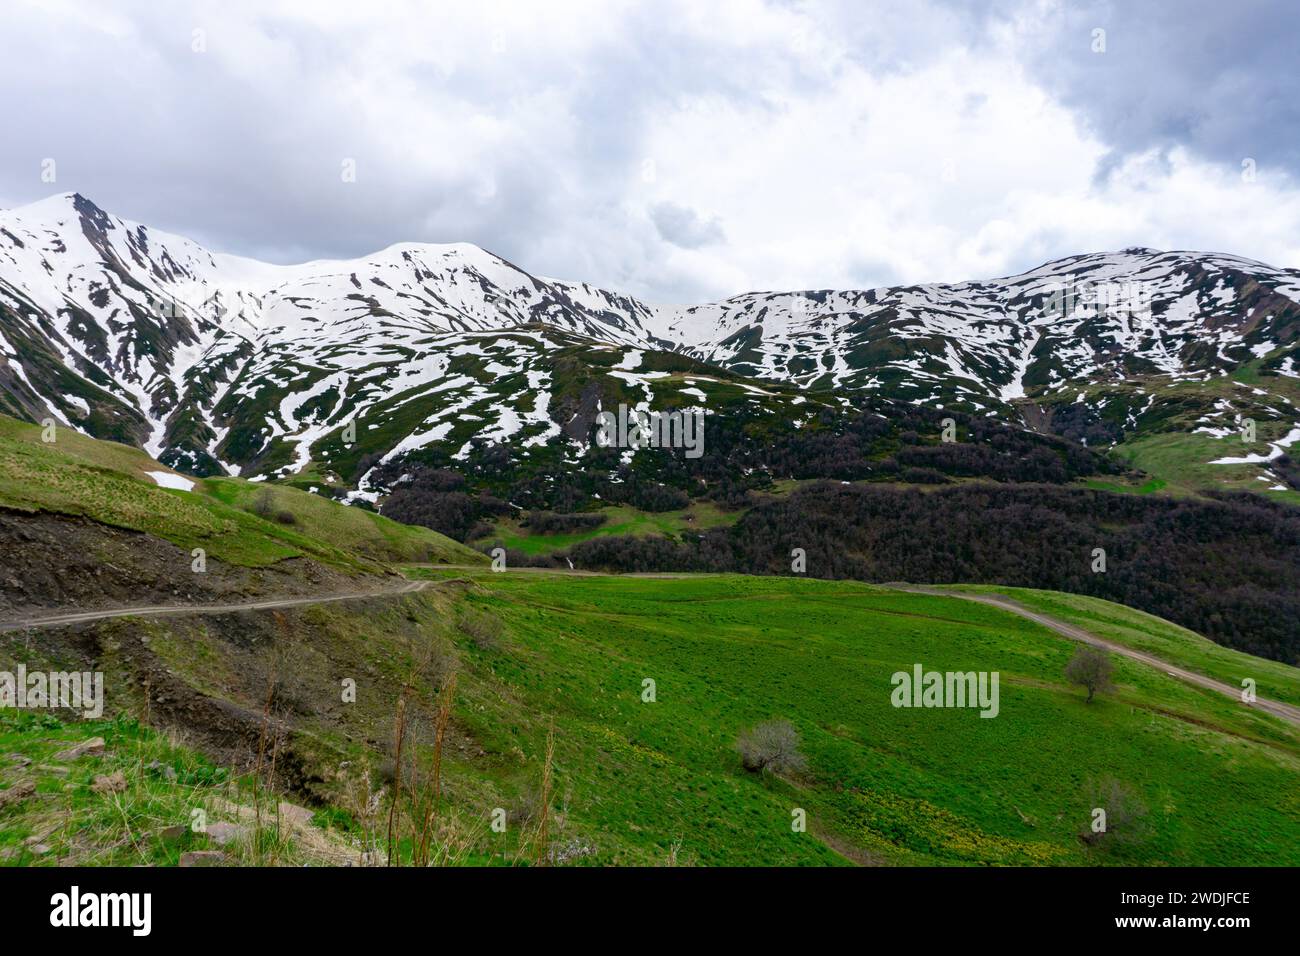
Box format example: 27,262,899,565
3,192,1299,491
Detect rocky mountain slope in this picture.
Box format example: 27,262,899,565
3,192,1299,497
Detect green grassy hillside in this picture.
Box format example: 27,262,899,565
5,567,1298,866
477,502,741,555
0,414,484,570
942,585,1300,709
3,415,1296,866
1034,371,1300,505
0,711,354,866
389,570,1297,865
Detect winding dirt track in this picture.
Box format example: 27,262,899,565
4,567,1297,729
0,579,432,633
892,586,1300,728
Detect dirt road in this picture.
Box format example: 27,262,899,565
893,586,1300,728
5,567,1296,729
0,579,431,633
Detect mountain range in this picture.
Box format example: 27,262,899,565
2,192,1299,500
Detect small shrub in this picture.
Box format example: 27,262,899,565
1079,777,1149,848
459,608,504,650
251,487,275,518
736,720,807,775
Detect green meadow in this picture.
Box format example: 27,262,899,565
396,569,1300,865
8,569,1297,865
477,502,740,555
943,585,1300,709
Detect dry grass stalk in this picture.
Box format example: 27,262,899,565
414,672,457,866
533,722,555,867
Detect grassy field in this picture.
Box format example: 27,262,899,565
0,711,360,866
4,569,1298,866
202,477,481,565
393,569,1300,865
941,585,1300,709
0,414,482,570
1080,476,1168,495
477,502,740,555
1054,372,1300,503
1115,431,1300,504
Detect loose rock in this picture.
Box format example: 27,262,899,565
204,821,247,846
0,780,36,808
179,850,226,867
53,737,105,761
278,802,314,828
91,771,127,794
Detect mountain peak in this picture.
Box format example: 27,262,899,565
7,190,79,216
3,192,1299,488
4,191,111,226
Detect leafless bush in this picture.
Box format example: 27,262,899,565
458,608,504,651
736,720,807,775
1079,777,1150,848
252,487,274,518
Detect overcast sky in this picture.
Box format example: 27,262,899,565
3,0,1298,302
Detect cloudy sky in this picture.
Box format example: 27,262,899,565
2,0,1298,302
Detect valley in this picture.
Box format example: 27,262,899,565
2,194,1298,870
1,421,1298,867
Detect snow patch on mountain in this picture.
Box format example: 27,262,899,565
4,193,1300,485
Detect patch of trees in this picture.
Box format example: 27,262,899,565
378,467,512,541
567,534,697,573
898,465,949,484
488,547,567,569
565,483,1300,664
1273,454,1300,491
602,475,693,512
894,442,1077,483
369,397,1130,521
1047,401,1124,447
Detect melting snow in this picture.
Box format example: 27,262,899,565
146,470,195,491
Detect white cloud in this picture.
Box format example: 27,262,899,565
1,0,1297,301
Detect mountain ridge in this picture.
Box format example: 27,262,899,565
3,192,1299,496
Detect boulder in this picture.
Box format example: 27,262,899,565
278,802,315,828
0,779,36,808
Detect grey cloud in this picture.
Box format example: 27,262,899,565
1014,0,1300,181
0,1,791,300
1,0,1296,303
650,201,726,249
